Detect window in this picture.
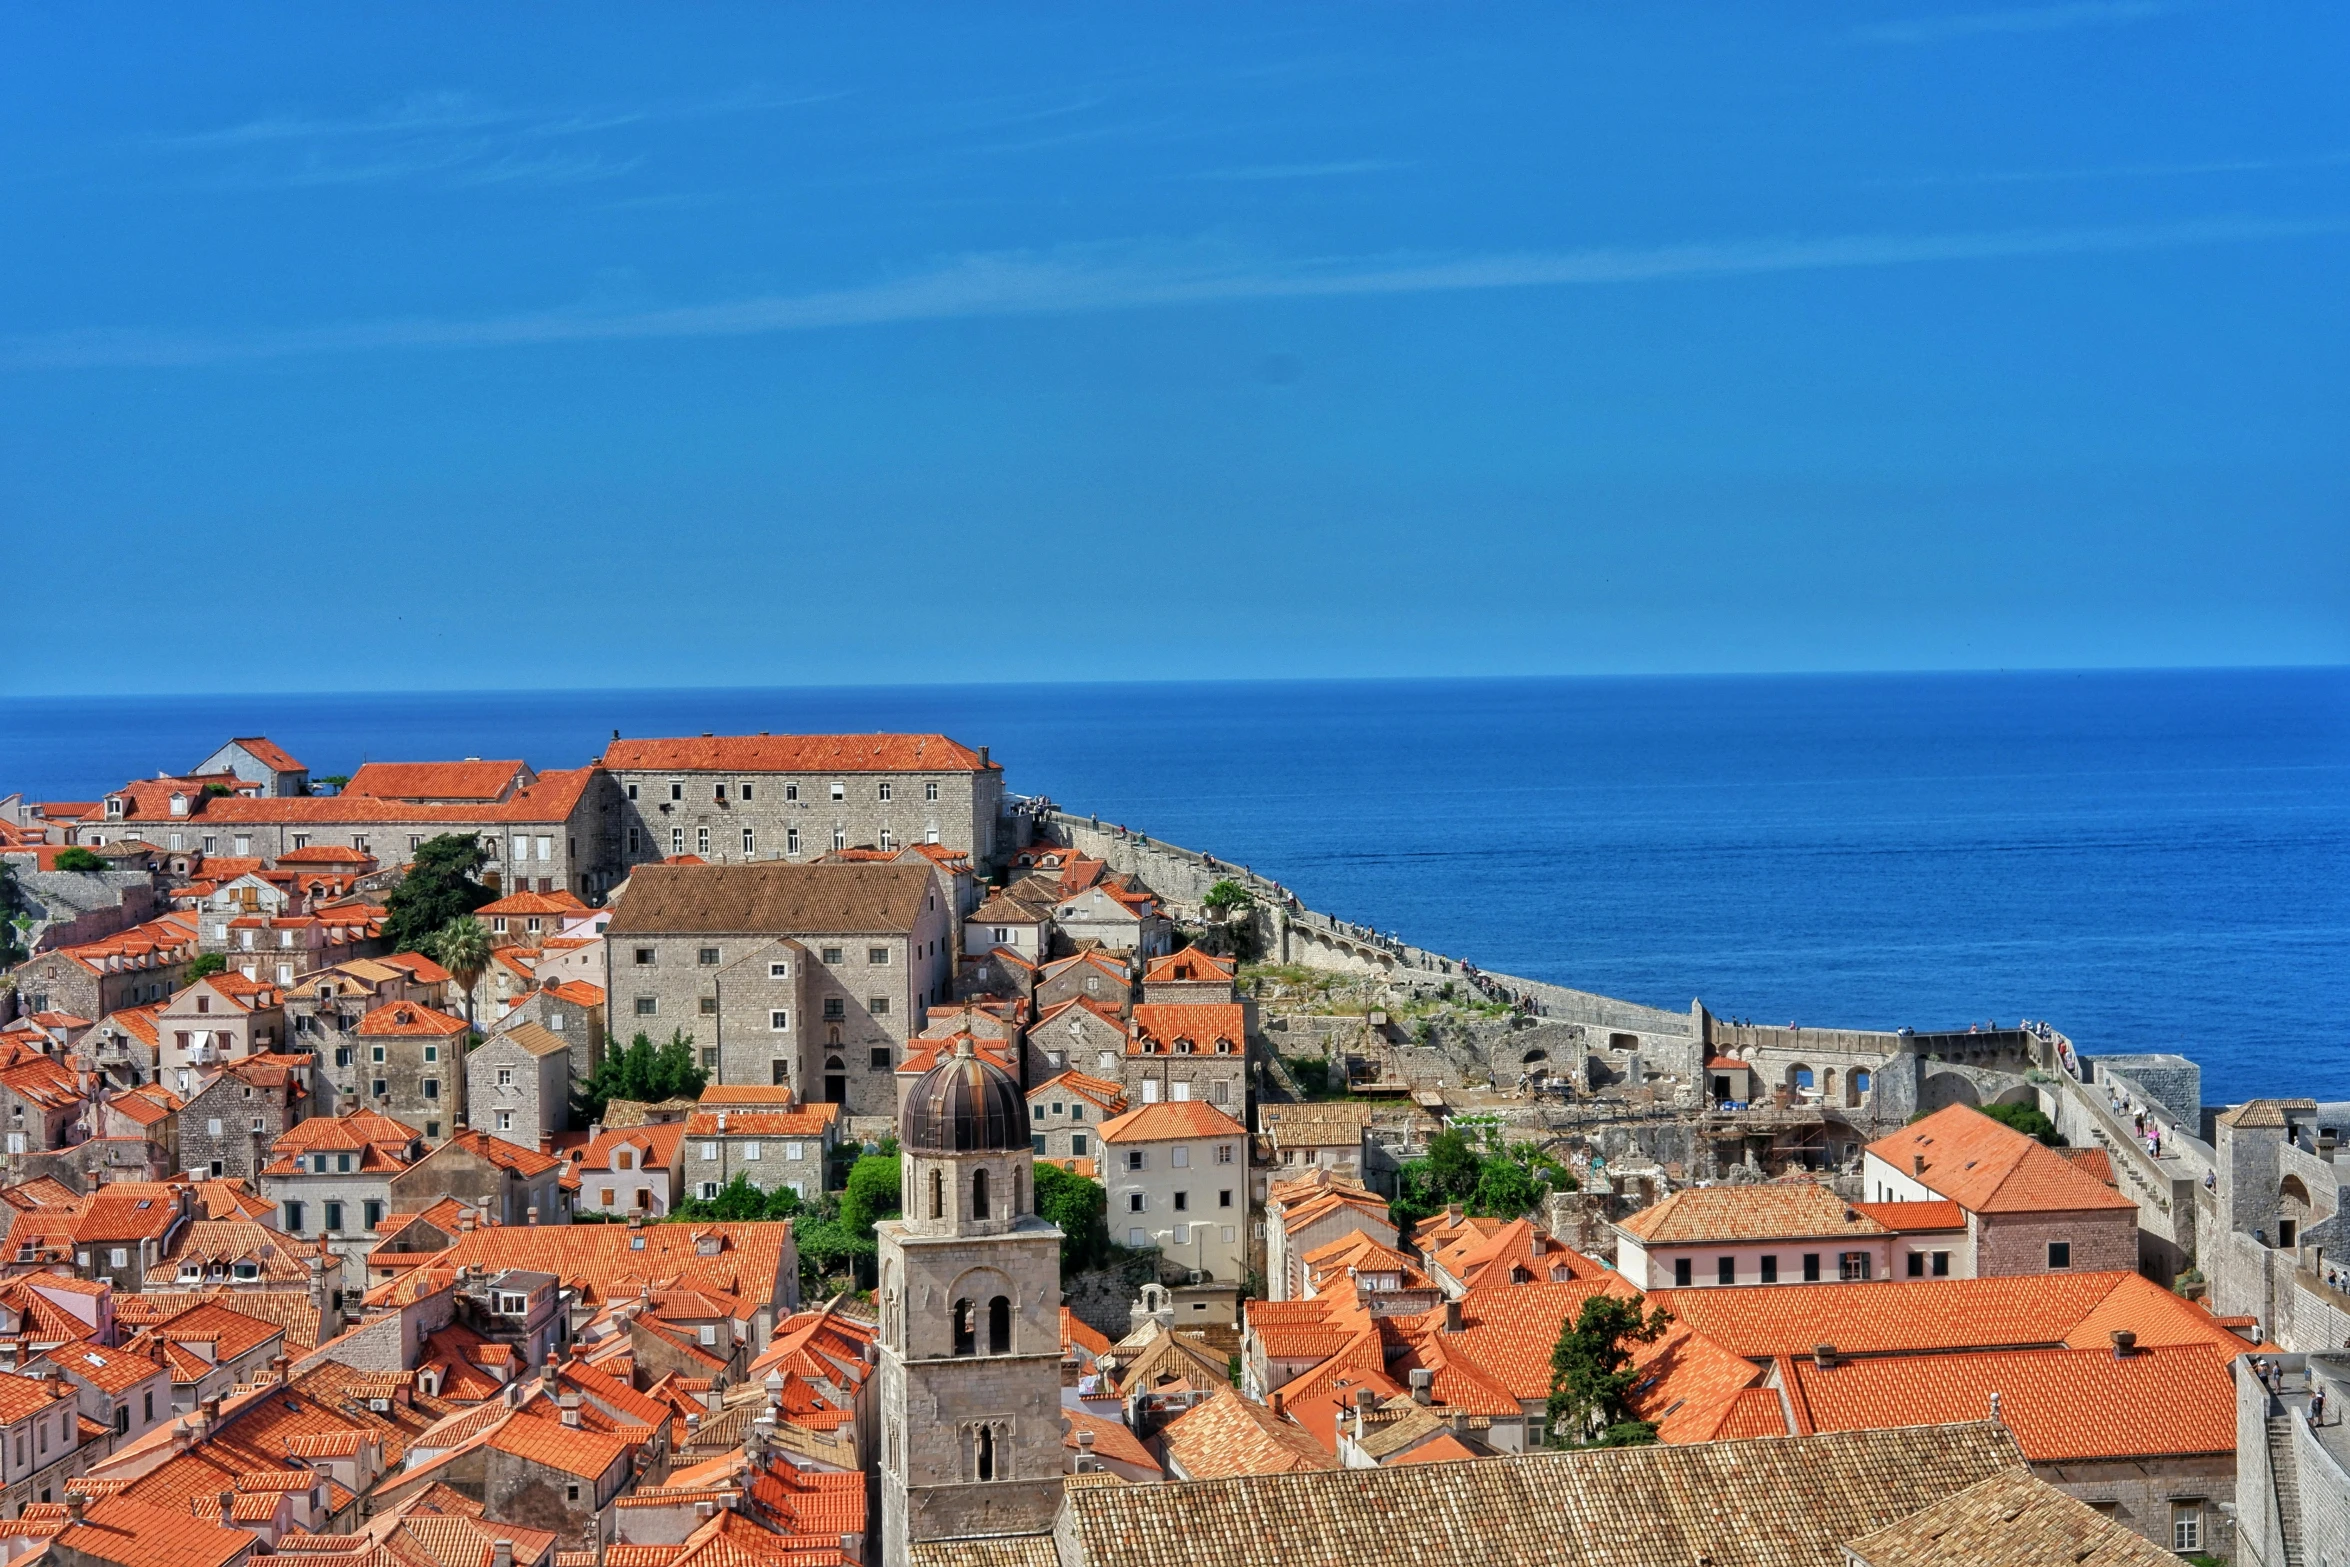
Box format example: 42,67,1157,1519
567,1484,581,1503
701,1143,718,1160
364,1200,383,1228
829,782,845,801
868,946,890,964
636,997,658,1016
1070,1104,1085,1121
495,1110,513,1130
283,1201,305,1232
496,1066,514,1087
823,998,844,1021
740,782,753,801
373,1078,388,1097
1173,1191,1189,1212
696,826,710,855
423,1043,438,1063
868,997,890,1016
423,1078,439,1100
627,783,639,801
1128,1227,1147,1247
635,947,658,966
870,1046,892,1070
1802,1253,1821,1282
1932,1251,1950,1277
108,1247,127,1268
698,946,721,966
1172,1146,1190,1169
712,782,727,802
1219,1189,1233,1207
925,780,939,801
1126,1150,1146,1172
671,827,685,854
1907,1251,1925,1278
1128,1192,1145,1213
628,827,642,855
2171,1504,2202,1552
787,827,800,854
324,1202,344,1232
1032,1135,1047,1155
821,946,843,964
1215,1143,1234,1164
879,781,893,802
1071,1133,1087,1156
699,1182,719,1200
669,780,684,801
1760,1254,1778,1284
370,1044,386,1062
742,828,756,854
771,1010,791,1031
1717,1256,1735,1285
744,1142,762,1161
1839,1252,1871,1281
699,997,718,1016
784,781,800,801
2047,1241,2071,1269
336,1152,353,1173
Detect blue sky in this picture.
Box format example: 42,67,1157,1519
3,3,2345,693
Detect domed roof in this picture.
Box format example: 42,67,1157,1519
901,1037,1025,1153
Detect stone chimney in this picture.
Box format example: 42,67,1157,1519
271,1354,290,1387
1911,1154,1926,1177
216,1491,233,1528
64,1491,87,1524
1443,1300,1463,1333
559,1394,582,1429
1268,1390,1284,1419
493,1543,514,1567
1811,1344,1837,1370
2109,1329,2138,1358
526,1205,539,1227
1409,1368,1434,1406
1352,1386,1376,1438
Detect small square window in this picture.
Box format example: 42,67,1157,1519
925,781,939,802
2048,1241,2071,1269
867,997,889,1016
698,947,721,966
829,782,845,801
699,997,718,1015
868,946,890,965
823,998,844,1020
770,1010,791,1031
635,997,658,1016
1128,1192,1144,1213
870,1046,892,1070
370,1045,386,1063
635,948,658,966
821,947,843,964
769,961,790,979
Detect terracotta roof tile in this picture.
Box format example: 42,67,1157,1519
1841,1464,2177,1567
1867,1106,2135,1215
1155,1385,1338,1479
355,1003,468,1038
1098,1100,1247,1143
1618,1183,1889,1245
600,735,994,774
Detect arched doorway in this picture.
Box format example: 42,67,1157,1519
824,1055,847,1104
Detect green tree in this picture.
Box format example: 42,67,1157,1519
52,848,105,873
318,775,351,792
574,1030,708,1123
669,1174,803,1223
0,867,29,967
184,954,227,983
1035,1160,1111,1270
1976,1102,2061,1146
1391,1126,1575,1227
1545,1295,1673,1448
383,834,495,952
1197,880,1260,961
839,1146,904,1237
429,916,495,1035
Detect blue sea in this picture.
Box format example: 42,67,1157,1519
4,670,2344,1106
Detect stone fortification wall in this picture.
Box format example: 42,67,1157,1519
2087,1053,2201,1123
2046,1070,2201,1279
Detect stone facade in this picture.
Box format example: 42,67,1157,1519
468,1023,570,1150
179,1056,310,1181
1970,1206,2140,1278
602,734,1007,873
678,1105,839,1202
352,1005,468,1143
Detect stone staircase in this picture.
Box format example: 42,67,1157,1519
2267,1413,2307,1567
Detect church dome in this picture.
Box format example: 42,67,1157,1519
901,1036,1025,1153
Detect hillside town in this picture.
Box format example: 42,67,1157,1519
0,730,2342,1566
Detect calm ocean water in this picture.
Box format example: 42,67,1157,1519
3,670,2344,1105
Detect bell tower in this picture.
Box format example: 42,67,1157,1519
877,1037,1065,1562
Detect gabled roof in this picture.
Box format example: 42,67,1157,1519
1617,1182,1890,1245
1141,948,1236,987
478,890,591,917
1841,1464,2177,1567
1064,1406,1160,1474
543,980,605,1007
1098,1100,1247,1143
355,1002,468,1038
607,862,936,937
599,734,994,773
486,1412,633,1479
486,1021,573,1060
1784,1343,2237,1462
76,1184,186,1244
1866,1106,2136,1215
1155,1385,1336,1479
573,1123,687,1174
53,1494,254,1567
421,1127,564,1178
224,737,306,774
683,1106,841,1139
1027,1070,1128,1117
343,761,531,804
1126,1002,1245,1056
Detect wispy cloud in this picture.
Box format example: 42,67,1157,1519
1856,1,2184,45
1862,148,2350,188
1189,159,1417,182
8,212,2340,371
159,85,834,190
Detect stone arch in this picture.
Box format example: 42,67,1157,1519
972,1166,991,1221
1919,1072,1981,1112
988,1294,1012,1353
1521,1048,1549,1065
1786,1063,1816,1094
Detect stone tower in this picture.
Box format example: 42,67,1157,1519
876,1037,1065,1563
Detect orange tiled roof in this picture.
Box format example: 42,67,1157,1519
1028,1070,1128,1117
74,1184,186,1244
1784,1342,2237,1461
485,1412,631,1480
601,734,993,773
1098,1100,1247,1143
1064,1406,1161,1474
1141,948,1237,986
227,737,305,773
343,761,530,803
1156,1385,1337,1479
355,1002,467,1038
1849,1199,1967,1232
683,1107,840,1138
1868,1106,2137,1215
574,1122,687,1174
543,980,606,1007
1126,1003,1245,1056
55,1494,253,1567
194,767,596,827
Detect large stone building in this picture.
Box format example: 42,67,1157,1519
1862,1105,2139,1277
601,861,954,1116
876,1037,1064,1560
600,733,1007,873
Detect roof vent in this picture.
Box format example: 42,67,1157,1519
2109,1329,2138,1357
1812,1343,1837,1369
1911,1154,1927,1177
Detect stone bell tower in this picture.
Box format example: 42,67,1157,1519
876,1037,1064,1563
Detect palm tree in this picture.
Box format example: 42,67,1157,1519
431,914,494,1034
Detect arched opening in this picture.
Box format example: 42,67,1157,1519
1788,1064,1815,1095
824,1054,846,1105
988,1295,1011,1353
929,1169,944,1220
952,1298,976,1356
1013,1165,1024,1215
972,1167,990,1221
1521,1049,1548,1065
975,1424,995,1481
2281,1175,2314,1249
1850,1070,1872,1106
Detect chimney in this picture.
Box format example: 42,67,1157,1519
526,1205,539,1227
2109,1329,2138,1358
686,1413,702,1440
1268,1390,1284,1420
64,1491,87,1524
216,1491,233,1528
1990,1390,2003,1423
493,1543,515,1567
1075,1429,1096,1473
560,1394,582,1429
271,1354,290,1387
1408,1368,1434,1406
1445,1203,1462,1221
980,747,990,767
1443,1300,1463,1333
1812,1344,1837,1370
1911,1154,1926,1177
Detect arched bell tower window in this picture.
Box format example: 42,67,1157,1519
972,1167,990,1221
975,1423,995,1482
929,1169,944,1219
952,1298,976,1356
988,1294,1011,1354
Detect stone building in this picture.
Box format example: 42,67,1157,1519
678,1100,840,1202
571,1122,684,1218
1032,952,1133,1020
0,1054,86,1158
1025,1070,1124,1169
70,1182,196,1293
351,1000,470,1143
876,1037,1065,1559
178,1051,312,1181
1029,998,1128,1081
600,732,1007,874
154,973,284,1095
1050,881,1173,958
389,1128,567,1228
602,860,954,1115
1863,1105,2139,1277
188,737,310,797
260,1108,424,1272
1122,1003,1248,1114
8,915,199,1023
468,1023,571,1151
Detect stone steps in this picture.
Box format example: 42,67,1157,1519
2267,1414,2306,1567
